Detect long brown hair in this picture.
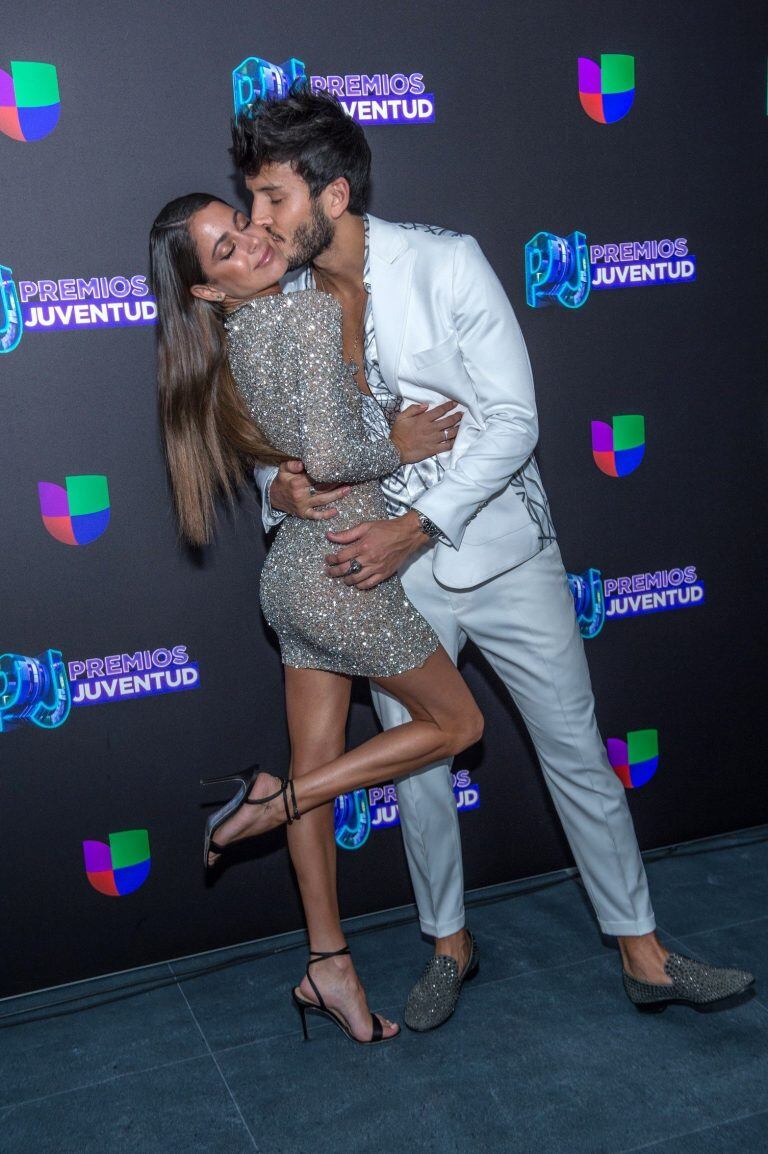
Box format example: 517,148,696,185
149,193,287,546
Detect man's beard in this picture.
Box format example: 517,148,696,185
281,201,335,271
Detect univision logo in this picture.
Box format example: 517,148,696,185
38,475,110,545
607,729,659,788
0,60,60,142
578,55,635,124
83,829,151,896
591,416,645,477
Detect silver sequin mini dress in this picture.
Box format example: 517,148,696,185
225,290,439,678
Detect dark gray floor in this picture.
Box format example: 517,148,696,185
2,833,767,1154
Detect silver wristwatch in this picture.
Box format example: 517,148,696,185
416,511,442,540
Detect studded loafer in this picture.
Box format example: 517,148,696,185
404,930,479,1032
623,951,754,1013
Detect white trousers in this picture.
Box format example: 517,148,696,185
370,541,656,939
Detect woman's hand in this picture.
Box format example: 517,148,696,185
390,401,463,464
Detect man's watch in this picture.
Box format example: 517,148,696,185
416,511,442,540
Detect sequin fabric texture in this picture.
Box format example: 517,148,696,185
404,932,480,1031
622,952,753,1006
225,290,439,678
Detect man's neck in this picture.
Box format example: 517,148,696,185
312,213,365,294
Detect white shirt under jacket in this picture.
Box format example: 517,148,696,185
253,214,556,590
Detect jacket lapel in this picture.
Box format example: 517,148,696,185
368,215,414,396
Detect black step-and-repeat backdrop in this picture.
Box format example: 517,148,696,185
2,1,765,997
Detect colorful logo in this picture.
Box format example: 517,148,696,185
232,55,434,124
38,475,110,545
334,790,371,850
578,55,635,124
334,773,479,851
232,55,306,112
83,829,151,896
0,265,23,354
68,645,200,705
526,232,696,309
0,270,155,353
0,61,60,142
592,415,645,476
568,565,706,638
0,649,70,732
567,568,606,638
607,729,659,788
525,230,591,309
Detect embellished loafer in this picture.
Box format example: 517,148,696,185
404,930,479,1032
623,951,754,1013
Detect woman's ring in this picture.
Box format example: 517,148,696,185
308,486,317,495
443,428,449,441
347,559,363,575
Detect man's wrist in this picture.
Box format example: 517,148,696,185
404,508,440,544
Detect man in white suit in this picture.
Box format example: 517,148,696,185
232,90,750,1029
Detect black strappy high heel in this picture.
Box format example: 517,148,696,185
291,946,399,1045
200,763,301,869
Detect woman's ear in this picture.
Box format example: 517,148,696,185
190,283,224,303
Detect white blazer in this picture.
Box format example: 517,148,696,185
254,214,553,589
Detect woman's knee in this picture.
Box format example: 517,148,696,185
446,703,484,756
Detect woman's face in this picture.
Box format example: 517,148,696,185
188,200,288,306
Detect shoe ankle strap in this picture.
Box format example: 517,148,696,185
307,946,351,964
304,946,351,1013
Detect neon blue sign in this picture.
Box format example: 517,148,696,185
0,649,71,732
334,789,371,851
567,568,606,639
524,230,591,309
0,264,23,354
232,56,306,116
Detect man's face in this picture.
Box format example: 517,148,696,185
247,162,335,270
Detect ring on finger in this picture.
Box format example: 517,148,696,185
308,485,317,495
347,559,363,575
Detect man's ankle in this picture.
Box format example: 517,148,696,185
434,928,469,964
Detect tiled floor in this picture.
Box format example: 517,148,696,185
1,831,767,1154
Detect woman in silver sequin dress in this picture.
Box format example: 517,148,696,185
151,194,483,1044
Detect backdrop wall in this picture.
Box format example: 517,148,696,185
1,0,765,997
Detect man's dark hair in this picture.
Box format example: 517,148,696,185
231,87,371,215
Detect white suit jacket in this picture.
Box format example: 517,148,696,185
254,215,554,589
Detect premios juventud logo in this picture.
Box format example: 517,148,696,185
232,54,435,124
0,646,200,732
0,267,156,355
525,232,696,309
334,774,479,851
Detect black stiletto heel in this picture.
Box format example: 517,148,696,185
200,763,301,869
294,998,310,1041
291,946,399,1046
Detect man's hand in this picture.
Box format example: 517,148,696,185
325,511,428,589
270,460,351,520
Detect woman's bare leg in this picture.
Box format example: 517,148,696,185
216,644,483,838
283,667,398,1040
